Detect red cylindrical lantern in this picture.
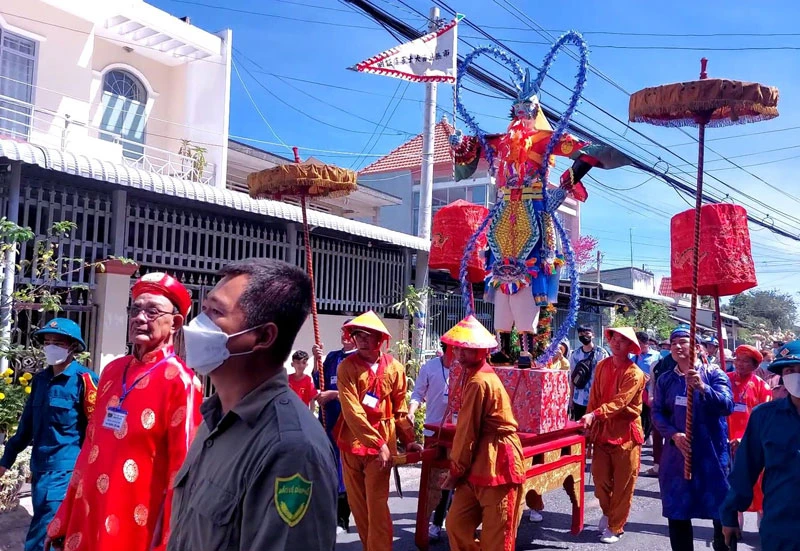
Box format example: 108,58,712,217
430,199,489,283
670,204,757,297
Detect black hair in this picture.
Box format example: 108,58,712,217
441,342,448,353
635,331,650,343
292,350,309,362
577,325,592,333
218,258,312,365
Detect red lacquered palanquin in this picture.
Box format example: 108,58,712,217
413,421,586,550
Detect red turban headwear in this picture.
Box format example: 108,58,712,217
131,272,192,317
734,345,763,364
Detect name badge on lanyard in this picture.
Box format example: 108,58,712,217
734,403,747,413
103,406,128,430
362,391,379,409
330,375,338,385
103,353,175,431
674,395,688,407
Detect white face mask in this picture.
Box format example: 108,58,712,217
182,313,262,376
782,373,800,398
43,344,71,366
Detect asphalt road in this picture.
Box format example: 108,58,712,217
336,444,763,551
1,446,762,551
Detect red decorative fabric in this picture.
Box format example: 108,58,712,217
670,204,757,297
430,200,489,283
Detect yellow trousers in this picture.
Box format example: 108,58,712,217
341,452,392,551
447,482,523,551
591,443,641,534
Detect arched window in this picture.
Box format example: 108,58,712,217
99,69,148,160
104,70,146,103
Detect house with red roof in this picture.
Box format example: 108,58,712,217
358,116,581,240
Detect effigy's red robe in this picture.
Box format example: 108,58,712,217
47,346,202,551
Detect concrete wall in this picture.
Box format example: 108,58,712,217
359,170,414,234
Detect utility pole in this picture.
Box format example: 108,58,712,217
629,227,634,267
411,5,439,361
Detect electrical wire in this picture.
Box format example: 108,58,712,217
231,59,291,152
348,81,408,169
234,49,416,137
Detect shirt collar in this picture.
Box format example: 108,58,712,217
131,345,173,367
201,370,290,430
776,396,799,414
48,360,81,380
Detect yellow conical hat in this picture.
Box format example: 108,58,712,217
441,315,498,349
343,310,392,340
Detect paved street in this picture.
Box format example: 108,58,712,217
1,447,762,550
337,444,763,551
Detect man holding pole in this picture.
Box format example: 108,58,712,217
335,311,422,551
652,327,734,551
582,327,646,544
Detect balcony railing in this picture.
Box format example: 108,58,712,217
0,93,215,185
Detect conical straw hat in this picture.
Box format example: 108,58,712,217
343,311,392,340
604,327,641,355
441,316,498,349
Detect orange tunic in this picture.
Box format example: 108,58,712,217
47,347,202,551
450,364,524,486
727,371,771,512
587,357,645,447
334,352,415,455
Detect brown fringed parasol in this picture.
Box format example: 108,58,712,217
248,147,357,428
630,59,779,480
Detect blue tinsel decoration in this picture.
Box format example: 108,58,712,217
454,31,589,358
535,214,581,367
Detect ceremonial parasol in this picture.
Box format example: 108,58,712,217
630,59,779,480
248,147,358,427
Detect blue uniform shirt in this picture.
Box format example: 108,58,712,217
631,348,660,376
720,397,800,550
0,361,98,473
312,349,356,436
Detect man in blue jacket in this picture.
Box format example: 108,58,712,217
0,318,97,551
720,340,800,551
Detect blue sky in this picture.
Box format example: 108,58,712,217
154,0,800,300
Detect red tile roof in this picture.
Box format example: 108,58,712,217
659,277,680,299
359,119,455,175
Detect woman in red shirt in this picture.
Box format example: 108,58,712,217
288,350,318,409
727,345,772,529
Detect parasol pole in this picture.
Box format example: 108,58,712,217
293,147,326,429
685,57,712,481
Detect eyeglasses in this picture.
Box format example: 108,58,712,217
128,306,174,321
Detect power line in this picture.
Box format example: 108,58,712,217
235,49,416,137
461,36,800,51
344,0,800,241
231,59,291,153
163,0,378,28
348,81,408,169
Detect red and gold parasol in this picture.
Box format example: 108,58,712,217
630,59,779,480
248,148,358,427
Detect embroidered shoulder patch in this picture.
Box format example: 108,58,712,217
274,473,313,527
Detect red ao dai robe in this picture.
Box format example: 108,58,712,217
48,347,202,551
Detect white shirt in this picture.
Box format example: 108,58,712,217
410,356,450,436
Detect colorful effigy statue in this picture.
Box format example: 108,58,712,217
452,31,591,366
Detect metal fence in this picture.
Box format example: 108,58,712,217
425,292,494,352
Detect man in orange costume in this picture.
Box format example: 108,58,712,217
582,327,645,544
46,273,202,551
334,311,422,551
440,315,525,551
727,344,771,529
